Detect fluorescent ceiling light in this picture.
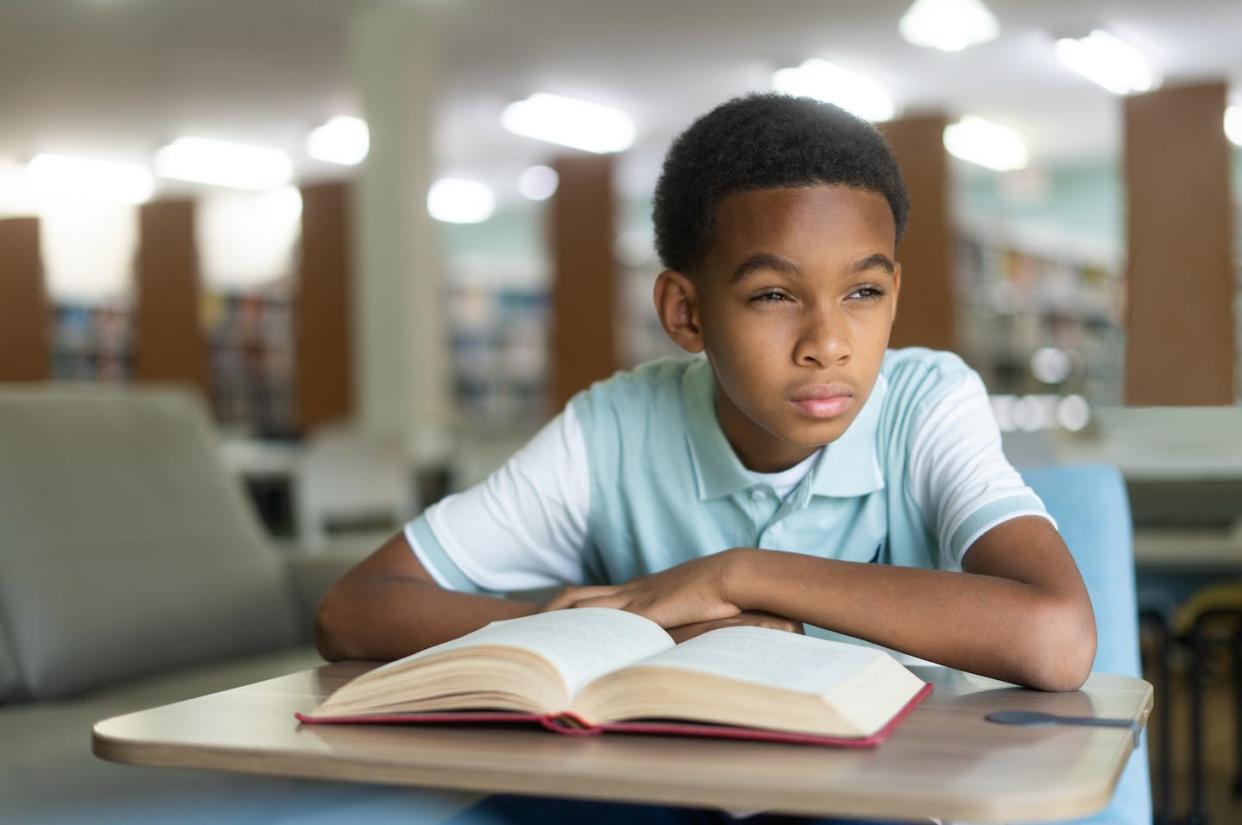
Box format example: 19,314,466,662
943,116,1029,171
39,200,139,303
26,153,154,205
154,137,293,190
518,165,559,201
427,177,495,224
1055,30,1156,95
772,59,895,122
1225,105,1242,147
198,186,303,290
0,162,37,216
307,116,369,166
899,0,1000,52
501,93,636,154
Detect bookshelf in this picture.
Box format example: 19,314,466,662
43,288,298,436
616,229,681,367
447,272,551,427
954,223,1125,407
202,284,296,436
48,300,134,382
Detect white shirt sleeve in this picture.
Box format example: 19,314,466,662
403,405,591,593
906,370,1056,571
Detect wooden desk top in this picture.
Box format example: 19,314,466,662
93,663,1151,823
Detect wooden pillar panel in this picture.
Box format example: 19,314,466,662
135,199,210,395
881,113,956,352
549,154,618,409
296,181,354,429
1123,81,1236,405
0,217,50,381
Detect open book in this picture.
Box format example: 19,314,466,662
297,608,931,746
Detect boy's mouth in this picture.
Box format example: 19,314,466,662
788,384,855,419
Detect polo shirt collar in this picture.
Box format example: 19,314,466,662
681,356,887,501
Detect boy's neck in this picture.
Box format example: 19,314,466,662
713,385,823,473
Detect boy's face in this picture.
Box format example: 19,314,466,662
655,184,901,473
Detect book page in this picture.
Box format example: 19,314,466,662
374,607,674,697
630,625,887,695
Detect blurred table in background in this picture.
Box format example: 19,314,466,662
220,436,304,540
1041,406,1242,575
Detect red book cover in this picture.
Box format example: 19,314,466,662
294,682,931,748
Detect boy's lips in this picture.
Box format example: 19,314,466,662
789,383,855,419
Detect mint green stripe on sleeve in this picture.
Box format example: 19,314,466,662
949,494,1055,565
408,516,494,595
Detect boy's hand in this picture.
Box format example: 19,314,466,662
539,550,744,629
666,610,804,643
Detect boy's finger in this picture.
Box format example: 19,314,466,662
571,593,629,610
540,585,616,612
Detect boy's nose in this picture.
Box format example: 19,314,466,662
794,308,851,367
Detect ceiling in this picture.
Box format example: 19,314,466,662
2,0,1240,206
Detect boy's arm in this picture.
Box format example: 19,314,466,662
732,515,1096,691
317,533,805,659
316,406,596,661
315,531,539,661
547,515,1096,691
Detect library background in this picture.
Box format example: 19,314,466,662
1,2,1242,825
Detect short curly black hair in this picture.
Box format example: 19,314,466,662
653,93,909,275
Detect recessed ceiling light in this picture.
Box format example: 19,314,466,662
501,93,636,154
899,0,1000,52
943,116,1029,171
772,59,895,122
307,116,369,166
1054,30,1157,95
518,165,559,201
427,177,495,224
155,137,293,191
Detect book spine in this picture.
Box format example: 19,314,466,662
294,711,549,726
538,712,603,736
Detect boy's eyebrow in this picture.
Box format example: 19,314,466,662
729,253,800,284
849,253,896,276
730,251,896,284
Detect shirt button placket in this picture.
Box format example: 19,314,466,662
749,488,773,547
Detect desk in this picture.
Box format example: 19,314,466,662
92,663,1150,823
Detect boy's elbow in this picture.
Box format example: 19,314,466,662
314,584,352,662
1022,596,1097,692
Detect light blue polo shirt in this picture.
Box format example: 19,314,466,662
408,349,1051,621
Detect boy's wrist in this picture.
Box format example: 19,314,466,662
721,546,763,611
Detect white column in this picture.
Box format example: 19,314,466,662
347,4,451,446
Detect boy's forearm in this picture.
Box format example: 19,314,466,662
725,548,1091,691
316,575,540,661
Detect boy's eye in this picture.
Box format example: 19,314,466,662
848,286,886,302
750,291,791,304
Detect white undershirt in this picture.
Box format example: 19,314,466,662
747,449,821,499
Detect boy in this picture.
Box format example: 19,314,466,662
316,93,1096,821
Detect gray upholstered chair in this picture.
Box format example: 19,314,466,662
0,384,479,824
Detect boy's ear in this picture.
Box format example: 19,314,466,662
653,270,705,354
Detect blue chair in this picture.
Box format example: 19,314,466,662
1020,464,1153,825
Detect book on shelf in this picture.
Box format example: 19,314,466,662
297,607,931,747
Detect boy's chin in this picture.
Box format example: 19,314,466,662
777,419,851,449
